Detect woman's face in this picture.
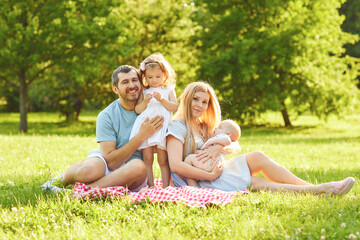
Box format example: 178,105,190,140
191,91,210,119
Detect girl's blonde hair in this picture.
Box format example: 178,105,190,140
173,82,221,155
140,53,176,89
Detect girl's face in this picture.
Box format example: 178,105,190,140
191,91,210,119
145,67,165,88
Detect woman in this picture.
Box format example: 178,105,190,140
166,82,355,196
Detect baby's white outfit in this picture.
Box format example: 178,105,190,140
201,133,230,171
129,86,173,150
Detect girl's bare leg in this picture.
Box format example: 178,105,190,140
156,147,170,188
246,151,312,186
142,147,155,187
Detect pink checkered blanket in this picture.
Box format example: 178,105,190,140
73,179,248,208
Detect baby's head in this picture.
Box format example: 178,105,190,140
214,119,241,142
139,53,176,88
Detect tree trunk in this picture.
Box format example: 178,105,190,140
281,101,292,127
19,70,28,133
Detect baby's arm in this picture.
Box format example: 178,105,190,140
201,135,232,150
222,141,241,155
135,92,153,114
153,88,178,113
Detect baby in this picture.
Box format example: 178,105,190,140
184,119,241,187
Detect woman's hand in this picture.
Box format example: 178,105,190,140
209,160,223,180
200,140,213,150
196,144,224,166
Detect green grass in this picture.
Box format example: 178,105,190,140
1,112,359,239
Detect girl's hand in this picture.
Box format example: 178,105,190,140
153,91,163,102
196,144,224,166
144,93,153,103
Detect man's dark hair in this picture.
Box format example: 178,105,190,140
111,65,140,86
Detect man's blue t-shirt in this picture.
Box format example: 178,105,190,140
96,99,142,159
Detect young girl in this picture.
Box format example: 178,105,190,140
129,53,178,188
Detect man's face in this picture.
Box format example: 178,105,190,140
113,70,141,102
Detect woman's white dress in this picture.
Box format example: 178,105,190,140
130,86,173,150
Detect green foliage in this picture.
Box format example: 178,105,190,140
95,0,198,103
340,0,360,59
0,0,120,130
0,112,360,239
340,0,360,88
0,0,198,126
194,0,360,126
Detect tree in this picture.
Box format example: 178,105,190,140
194,0,359,126
97,0,199,97
1,0,198,125
340,0,360,88
0,0,117,132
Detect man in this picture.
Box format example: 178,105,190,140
61,65,164,191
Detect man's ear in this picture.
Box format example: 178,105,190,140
112,85,118,94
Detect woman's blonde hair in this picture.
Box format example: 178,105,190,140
140,52,176,89
173,82,221,154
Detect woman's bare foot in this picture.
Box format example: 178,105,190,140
323,177,355,197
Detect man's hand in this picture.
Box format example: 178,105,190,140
138,115,164,141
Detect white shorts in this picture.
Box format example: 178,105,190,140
87,149,147,192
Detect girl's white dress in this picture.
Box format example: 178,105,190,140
129,86,173,150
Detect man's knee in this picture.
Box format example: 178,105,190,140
74,159,105,182
128,159,147,177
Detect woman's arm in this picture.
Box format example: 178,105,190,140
197,142,241,165
167,135,222,181
153,89,178,113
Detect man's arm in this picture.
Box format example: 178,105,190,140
101,116,164,170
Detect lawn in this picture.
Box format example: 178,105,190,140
0,112,359,239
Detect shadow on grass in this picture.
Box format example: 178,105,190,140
1,169,358,209
0,176,69,209
255,135,360,145
0,120,320,137
0,120,96,136
242,125,318,136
